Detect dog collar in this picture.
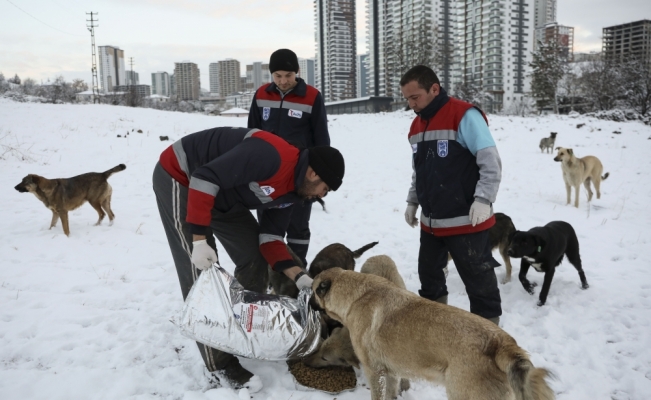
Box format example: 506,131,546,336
537,246,542,253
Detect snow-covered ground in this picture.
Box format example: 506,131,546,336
1,99,650,400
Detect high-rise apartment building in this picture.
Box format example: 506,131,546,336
534,0,556,30
298,58,316,86
539,23,574,60
174,62,200,101
365,0,455,98
151,72,171,97
246,62,271,91
315,0,357,101
357,54,369,98
98,45,125,92
218,59,241,97
209,63,220,96
170,74,176,97
534,0,557,50
603,20,651,66
125,70,139,86
453,0,536,113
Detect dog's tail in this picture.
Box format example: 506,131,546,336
351,241,379,258
103,164,127,179
494,342,555,400
602,172,609,180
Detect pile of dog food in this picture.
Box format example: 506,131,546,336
287,360,356,393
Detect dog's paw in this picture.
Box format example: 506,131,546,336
537,299,546,307
524,282,537,295
501,277,511,284
581,283,590,290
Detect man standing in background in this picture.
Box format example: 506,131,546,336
400,65,503,325
248,48,330,266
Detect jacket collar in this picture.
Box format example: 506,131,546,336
293,149,309,190
416,86,450,121
265,77,307,97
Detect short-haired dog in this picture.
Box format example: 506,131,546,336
313,268,555,400
553,147,609,208
539,132,557,153
14,164,126,236
507,220,589,306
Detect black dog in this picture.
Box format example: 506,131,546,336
507,221,589,306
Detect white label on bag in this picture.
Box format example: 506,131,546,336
235,303,270,332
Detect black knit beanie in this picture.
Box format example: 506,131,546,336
269,49,299,73
308,146,345,191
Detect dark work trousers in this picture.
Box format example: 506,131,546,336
152,162,269,372
257,200,312,266
418,229,502,319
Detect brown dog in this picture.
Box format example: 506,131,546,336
313,268,555,400
553,147,609,208
304,255,411,392
308,241,379,278
304,255,405,368
14,164,126,236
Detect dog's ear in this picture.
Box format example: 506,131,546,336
315,279,332,299
28,175,39,185
567,148,573,155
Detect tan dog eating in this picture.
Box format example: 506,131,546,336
312,267,555,400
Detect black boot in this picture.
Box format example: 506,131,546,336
219,357,253,389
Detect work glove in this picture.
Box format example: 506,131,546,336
404,203,419,228
191,239,218,270
295,272,314,291
469,200,491,227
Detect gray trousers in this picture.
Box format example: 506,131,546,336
152,162,269,371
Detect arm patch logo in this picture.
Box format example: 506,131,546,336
262,107,271,121
437,140,449,157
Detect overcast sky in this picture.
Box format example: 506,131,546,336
1,0,648,89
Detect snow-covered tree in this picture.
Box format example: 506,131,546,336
619,57,651,115
21,78,38,96
7,74,21,85
71,79,88,94
578,59,618,111
453,82,493,109
0,72,8,93
529,40,567,113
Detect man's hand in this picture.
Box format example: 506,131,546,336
469,200,491,226
191,239,218,270
295,273,314,291
404,203,419,228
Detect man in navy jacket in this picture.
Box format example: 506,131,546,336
153,127,344,391
400,65,503,325
248,48,330,266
